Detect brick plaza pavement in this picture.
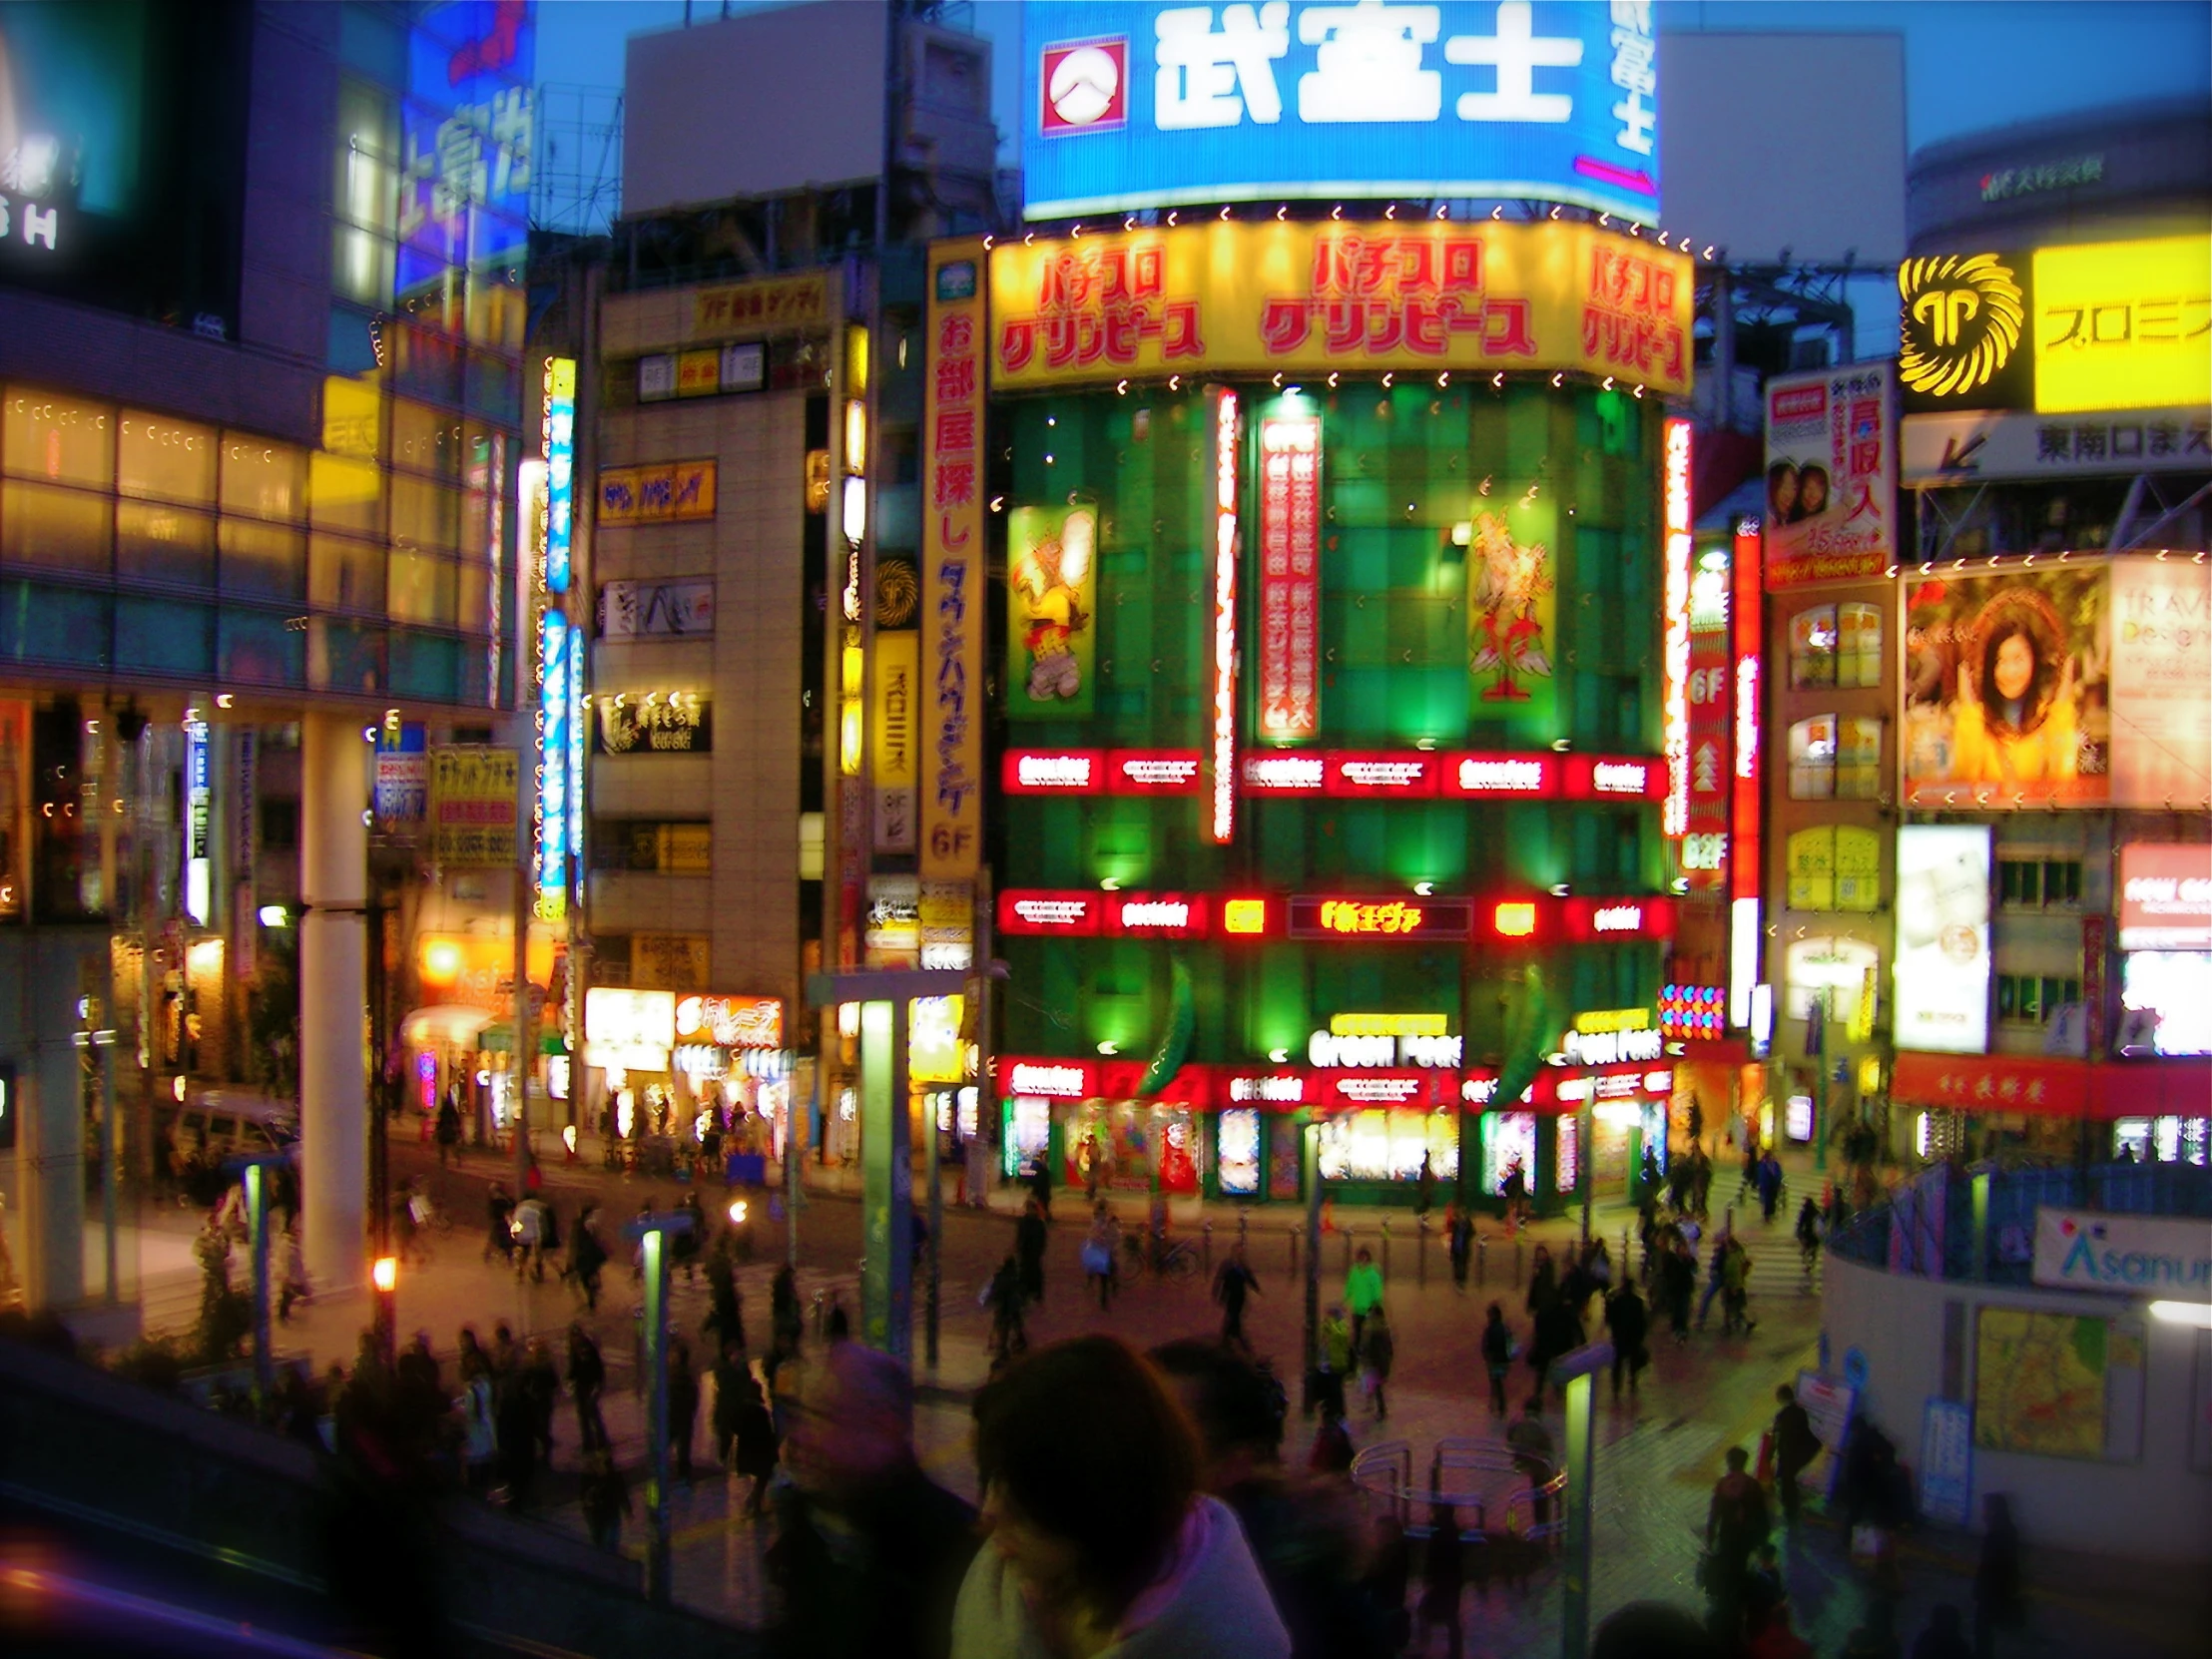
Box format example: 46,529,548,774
123,1136,2204,1656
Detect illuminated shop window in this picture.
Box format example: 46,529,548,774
1788,715,1881,800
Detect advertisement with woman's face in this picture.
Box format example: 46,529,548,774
1902,568,2107,807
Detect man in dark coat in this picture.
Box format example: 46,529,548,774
767,1344,977,1659
1014,1197,1048,1306
1770,1383,1822,1530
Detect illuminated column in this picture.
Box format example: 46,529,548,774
299,713,368,1295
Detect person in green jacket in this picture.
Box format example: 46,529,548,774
1345,1246,1384,1355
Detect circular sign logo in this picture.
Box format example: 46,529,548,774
1899,254,2023,399
1042,41,1126,133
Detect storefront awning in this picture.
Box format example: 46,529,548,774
402,1004,496,1047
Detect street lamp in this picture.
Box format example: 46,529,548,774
627,1207,697,1605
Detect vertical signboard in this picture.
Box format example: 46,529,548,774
431,746,520,867
1661,418,1693,840
1684,539,1731,892
921,240,985,879
535,611,571,920
1763,361,1896,589
1257,411,1322,743
542,356,576,594
184,719,212,925
1729,520,1763,1026
1894,825,1991,1054
232,730,258,979
872,630,918,853
1210,387,1241,845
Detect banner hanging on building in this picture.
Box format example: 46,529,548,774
921,239,987,878
988,221,1692,393
1006,504,1098,719
1763,361,1896,589
1256,412,1322,742
872,630,918,853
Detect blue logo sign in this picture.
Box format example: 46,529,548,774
1022,1,1660,224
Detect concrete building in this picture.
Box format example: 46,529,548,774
0,0,540,1318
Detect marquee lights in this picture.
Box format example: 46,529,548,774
1211,388,1241,845
1661,417,1693,837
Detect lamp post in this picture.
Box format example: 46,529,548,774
627,1207,696,1605
231,1152,287,1398
73,1021,120,1304
1302,1119,1322,1389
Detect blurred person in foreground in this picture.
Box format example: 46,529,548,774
767,1342,977,1659
1593,1601,1723,1659
954,1334,1290,1659
1152,1339,1398,1659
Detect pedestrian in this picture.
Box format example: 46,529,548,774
1446,1203,1473,1291
483,1180,514,1265
1691,1143,1714,1218
1525,1244,1556,1320
771,1262,804,1351
1721,1238,1756,1337
1505,1397,1556,1526
1769,1383,1821,1531
1499,1158,1530,1234
1025,1151,1053,1221
520,1338,559,1462
580,1448,631,1551
1695,1233,1730,1329
768,1342,978,1659
663,1334,699,1484
1972,1494,2023,1659
276,1218,309,1323
1358,1303,1394,1420
1603,1280,1649,1399
1307,1397,1356,1475
1415,1498,1464,1659
1014,1197,1047,1306
1214,1242,1261,1347
1757,1152,1784,1223
952,1335,1291,1659
568,1203,607,1313
456,1352,497,1492
1663,1237,1697,1342
1479,1303,1514,1417
730,1370,780,1518
510,1191,549,1281
434,1089,462,1167
1531,1285,1583,1396
1912,1604,1974,1659
567,1322,609,1451
1413,1150,1436,1219
983,1254,1026,1370
1796,1197,1823,1276
1638,1145,1662,1206
1345,1245,1384,1355
495,1357,539,1507
1314,1305,1352,1421
1594,1602,1724,1659
1704,1446,1771,1640
1082,1201,1122,1311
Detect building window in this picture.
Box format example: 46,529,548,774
590,821,712,873
1790,604,1882,691
1996,973,2080,1025
1789,607,1837,690
261,798,299,851
1997,857,2081,908
1788,716,1882,800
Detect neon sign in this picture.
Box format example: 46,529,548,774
1211,387,1240,845
1106,892,1210,937
542,357,576,593
1327,752,1437,797
1003,750,1103,791
1445,752,1555,796
1661,417,1693,838
996,890,1100,935
1004,1058,1095,1099
1289,895,1473,941
1258,411,1322,740
534,610,571,920
1110,749,1204,793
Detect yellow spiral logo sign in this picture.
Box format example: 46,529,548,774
1899,254,2023,398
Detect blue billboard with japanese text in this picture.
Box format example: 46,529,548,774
400,0,534,298
1022,1,1660,224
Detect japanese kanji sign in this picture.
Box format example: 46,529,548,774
1256,413,1322,742
401,3,535,295
1022,2,1662,224
988,220,1692,392
921,240,987,879
430,746,519,868
1763,361,1896,590
1900,407,2212,484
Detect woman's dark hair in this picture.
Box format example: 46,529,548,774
974,1335,1200,1619
1977,621,2049,731
1149,1338,1285,1458
1766,459,1798,512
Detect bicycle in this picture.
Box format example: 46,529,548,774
1122,1227,1202,1283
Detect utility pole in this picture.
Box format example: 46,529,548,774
628,1207,695,1605
1302,1121,1322,1385
1553,1340,1615,1659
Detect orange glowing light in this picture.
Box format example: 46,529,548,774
371,1256,399,1294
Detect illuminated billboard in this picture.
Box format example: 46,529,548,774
1903,560,2211,810
1894,826,1990,1055
0,1,247,329
988,220,1692,393
401,1,536,298
1762,362,1896,589
1021,1,1661,223
1898,234,2212,416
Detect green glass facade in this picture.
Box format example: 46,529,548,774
994,380,1674,1206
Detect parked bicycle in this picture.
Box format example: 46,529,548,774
1121,1224,1202,1282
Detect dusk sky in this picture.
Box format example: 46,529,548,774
537,0,2212,164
